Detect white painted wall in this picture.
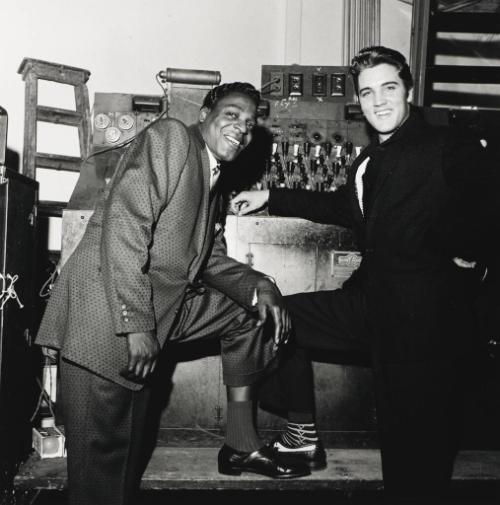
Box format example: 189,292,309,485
0,0,411,248
381,0,412,62
0,0,289,180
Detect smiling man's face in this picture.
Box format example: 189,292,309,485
199,92,256,162
358,63,413,143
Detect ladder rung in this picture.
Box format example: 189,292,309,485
37,106,83,127
431,12,500,34
36,153,82,172
428,65,500,84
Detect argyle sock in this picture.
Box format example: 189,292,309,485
225,400,262,453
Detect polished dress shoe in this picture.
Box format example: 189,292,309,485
218,444,310,479
269,435,327,470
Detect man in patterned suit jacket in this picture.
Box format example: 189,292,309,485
36,82,309,505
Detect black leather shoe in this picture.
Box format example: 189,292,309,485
268,436,327,470
218,444,310,479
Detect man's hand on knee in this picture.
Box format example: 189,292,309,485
255,278,291,351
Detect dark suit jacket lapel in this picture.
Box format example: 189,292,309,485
189,124,211,195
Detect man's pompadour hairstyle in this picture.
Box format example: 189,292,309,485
350,45,414,95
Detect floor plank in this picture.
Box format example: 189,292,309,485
14,448,500,492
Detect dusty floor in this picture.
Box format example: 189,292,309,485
11,448,500,504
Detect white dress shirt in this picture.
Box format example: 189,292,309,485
355,156,370,217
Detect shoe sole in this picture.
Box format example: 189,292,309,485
307,460,327,471
218,465,310,479
275,453,327,471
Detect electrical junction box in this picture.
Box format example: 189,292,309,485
32,426,66,459
91,92,163,148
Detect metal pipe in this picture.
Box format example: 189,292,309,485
0,106,7,167
158,68,221,85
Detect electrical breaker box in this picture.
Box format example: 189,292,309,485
0,168,39,469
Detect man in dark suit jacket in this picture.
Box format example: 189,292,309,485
232,47,496,501
36,82,309,505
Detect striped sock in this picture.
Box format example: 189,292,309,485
279,422,319,448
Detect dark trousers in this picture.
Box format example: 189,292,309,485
169,284,276,386
60,286,275,505
60,359,150,505
259,287,464,500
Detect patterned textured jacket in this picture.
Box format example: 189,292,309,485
36,118,265,390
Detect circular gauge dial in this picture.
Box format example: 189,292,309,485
118,113,135,130
104,126,122,144
94,113,111,130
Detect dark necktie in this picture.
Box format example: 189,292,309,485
210,163,221,192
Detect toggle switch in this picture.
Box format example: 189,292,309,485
330,73,346,96
269,71,284,96
312,73,327,97
288,73,304,96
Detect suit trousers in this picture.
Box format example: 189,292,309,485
259,287,464,499
169,283,276,386
60,358,151,505
59,286,274,505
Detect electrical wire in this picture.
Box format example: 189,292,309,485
260,77,280,93
27,490,42,505
194,424,224,440
30,375,57,423
39,261,59,298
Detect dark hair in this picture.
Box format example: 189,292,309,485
349,46,414,95
201,82,261,110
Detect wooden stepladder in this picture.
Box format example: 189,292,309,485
17,58,91,215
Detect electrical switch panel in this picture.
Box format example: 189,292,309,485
251,65,369,193
261,65,354,101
